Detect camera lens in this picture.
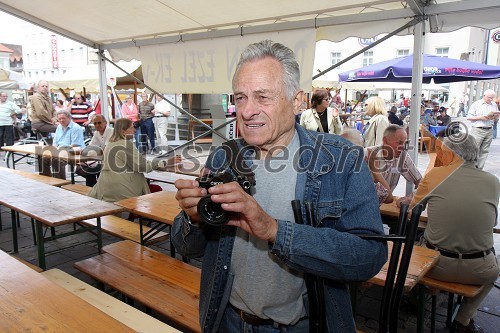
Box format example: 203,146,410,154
197,195,228,226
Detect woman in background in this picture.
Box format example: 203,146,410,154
300,89,343,135
88,118,175,202
362,96,390,147
120,95,140,148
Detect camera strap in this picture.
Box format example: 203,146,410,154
221,140,255,179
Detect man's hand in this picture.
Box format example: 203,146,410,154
396,193,414,208
175,179,206,224
208,182,278,242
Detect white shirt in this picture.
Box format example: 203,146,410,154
468,99,498,128
90,126,113,149
154,99,171,117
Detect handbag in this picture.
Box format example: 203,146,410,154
133,120,141,129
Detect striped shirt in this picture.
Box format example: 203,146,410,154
70,102,94,125
369,148,422,191
468,99,498,128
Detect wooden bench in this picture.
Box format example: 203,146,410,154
417,276,484,333
61,183,92,195
0,166,71,187
42,269,179,333
79,215,169,245
74,240,201,333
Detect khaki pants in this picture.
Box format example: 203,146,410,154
471,127,493,169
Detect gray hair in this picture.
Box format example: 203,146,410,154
56,109,72,119
442,133,478,162
340,128,363,146
232,40,300,101
483,89,496,97
383,124,405,138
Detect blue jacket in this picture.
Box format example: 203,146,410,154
171,124,387,333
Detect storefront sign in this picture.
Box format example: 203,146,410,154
50,35,58,68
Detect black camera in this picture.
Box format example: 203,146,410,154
197,171,255,226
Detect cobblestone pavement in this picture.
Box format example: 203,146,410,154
1,120,499,332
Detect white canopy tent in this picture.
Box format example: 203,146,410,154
1,0,499,182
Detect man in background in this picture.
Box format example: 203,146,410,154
467,89,498,169
153,94,171,154
41,110,85,179
0,92,20,147
69,93,94,137
29,80,57,135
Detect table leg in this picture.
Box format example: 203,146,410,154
417,284,425,333
11,209,18,253
35,220,46,270
96,217,103,253
139,218,145,245
70,164,75,184
11,152,16,169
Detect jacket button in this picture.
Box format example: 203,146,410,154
223,265,228,270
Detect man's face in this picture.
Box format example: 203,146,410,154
483,93,496,104
93,117,106,133
141,93,148,102
0,93,7,103
74,95,83,104
233,57,301,153
383,129,407,158
58,114,71,127
38,81,49,95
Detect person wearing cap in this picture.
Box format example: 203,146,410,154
437,107,451,126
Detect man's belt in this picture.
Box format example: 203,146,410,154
475,127,492,130
154,115,167,118
230,304,282,327
425,242,493,259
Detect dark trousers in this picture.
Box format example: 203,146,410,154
139,118,155,153
0,125,14,147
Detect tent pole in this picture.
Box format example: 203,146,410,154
407,19,425,196
97,51,110,122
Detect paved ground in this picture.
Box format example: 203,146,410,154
0,118,499,332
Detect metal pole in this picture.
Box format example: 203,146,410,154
97,51,110,122
407,20,425,196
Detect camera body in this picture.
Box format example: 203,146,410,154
197,171,255,226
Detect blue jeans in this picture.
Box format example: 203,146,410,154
139,117,155,153
219,304,309,333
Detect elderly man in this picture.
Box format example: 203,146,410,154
172,40,386,332
29,80,57,134
467,89,498,169
412,134,499,333
41,110,85,179
0,92,20,147
153,94,171,154
367,125,421,195
76,114,113,186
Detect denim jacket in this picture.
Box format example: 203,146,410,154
171,124,387,333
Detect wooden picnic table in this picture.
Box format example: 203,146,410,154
0,166,71,187
115,191,181,255
0,170,124,269
1,143,102,183
0,249,137,332
146,170,197,184
368,243,439,293
380,198,428,223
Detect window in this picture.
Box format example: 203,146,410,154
28,72,32,79
26,53,30,62
41,52,45,62
435,47,449,58
79,47,84,58
362,51,374,67
330,52,342,70
70,48,74,58
33,53,37,62
61,50,65,59
397,49,409,57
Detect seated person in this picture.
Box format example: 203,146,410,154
76,114,114,186
88,118,178,202
411,134,499,333
388,106,403,126
436,106,451,126
420,105,437,130
41,110,85,179
340,128,393,205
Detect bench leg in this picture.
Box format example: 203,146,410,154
430,294,436,333
11,209,18,253
35,220,46,270
31,218,37,245
417,285,426,333
447,293,455,327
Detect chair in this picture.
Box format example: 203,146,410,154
419,124,432,153
359,203,424,332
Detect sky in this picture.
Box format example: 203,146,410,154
0,11,36,44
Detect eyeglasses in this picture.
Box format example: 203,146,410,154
94,121,103,125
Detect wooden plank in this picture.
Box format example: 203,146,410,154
103,240,201,294
146,170,196,185
80,215,169,244
0,250,136,332
0,166,71,186
115,191,181,225
61,183,92,195
42,269,180,333
74,254,201,333
419,276,484,298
